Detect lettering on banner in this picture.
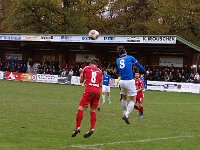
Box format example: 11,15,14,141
23,35,38,41
104,36,115,41
143,36,176,43
82,37,93,41
36,74,58,83
126,37,141,43
41,35,54,40
61,36,71,40
0,35,21,40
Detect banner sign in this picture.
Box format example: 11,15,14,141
0,34,177,44
5,72,32,81
126,36,176,44
31,74,37,82
21,35,60,42
36,74,58,83
58,75,71,84
0,71,4,79
0,34,21,41
71,76,81,85
147,80,200,94
5,53,22,60
159,57,183,67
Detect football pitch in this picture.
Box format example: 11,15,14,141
0,80,200,150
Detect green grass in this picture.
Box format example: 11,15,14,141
0,80,200,150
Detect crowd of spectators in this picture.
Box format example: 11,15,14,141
0,58,200,83
58,60,119,79
0,58,28,73
145,65,200,83
57,61,200,83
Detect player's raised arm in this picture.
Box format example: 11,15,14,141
130,56,146,74
135,61,146,74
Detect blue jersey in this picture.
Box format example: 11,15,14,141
116,54,146,80
103,74,111,86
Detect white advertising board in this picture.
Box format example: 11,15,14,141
0,71,4,79
71,76,81,85
36,74,58,83
147,80,200,94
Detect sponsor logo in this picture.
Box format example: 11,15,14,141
0,35,21,40
126,37,141,42
143,36,176,43
41,35,54,40
61,36,71,40
89,83,100,87
32,75,37,81
23,35,38,41
82,36,93,40
21,73,32,81
104,36,115,40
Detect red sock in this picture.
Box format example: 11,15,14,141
134,105,140,111
90,111,96,130
76,110,84,129
140,106,143,115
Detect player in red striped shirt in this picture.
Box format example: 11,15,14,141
72,58,102,138
134,72,145,118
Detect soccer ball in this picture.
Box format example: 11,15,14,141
88,30,99,40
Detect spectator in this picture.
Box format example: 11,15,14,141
61,69,67,76
68,69,74,76
194,72,200,83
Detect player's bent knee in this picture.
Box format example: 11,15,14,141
78,106,84,110
90,108,96,112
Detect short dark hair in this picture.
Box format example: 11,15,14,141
90,58,99,65
134,68,140,73
117,46,126,55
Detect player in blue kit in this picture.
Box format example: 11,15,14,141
102,70,111,104
116,46,147,124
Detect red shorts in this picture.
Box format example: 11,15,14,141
79,92,100,109
136,96,144,104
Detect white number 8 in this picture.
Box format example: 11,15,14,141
120,59,125,69
91,72,97,83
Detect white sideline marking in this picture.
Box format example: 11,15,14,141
68,135,200,149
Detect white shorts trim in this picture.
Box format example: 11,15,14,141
119,80,137,96
102,85,110,93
